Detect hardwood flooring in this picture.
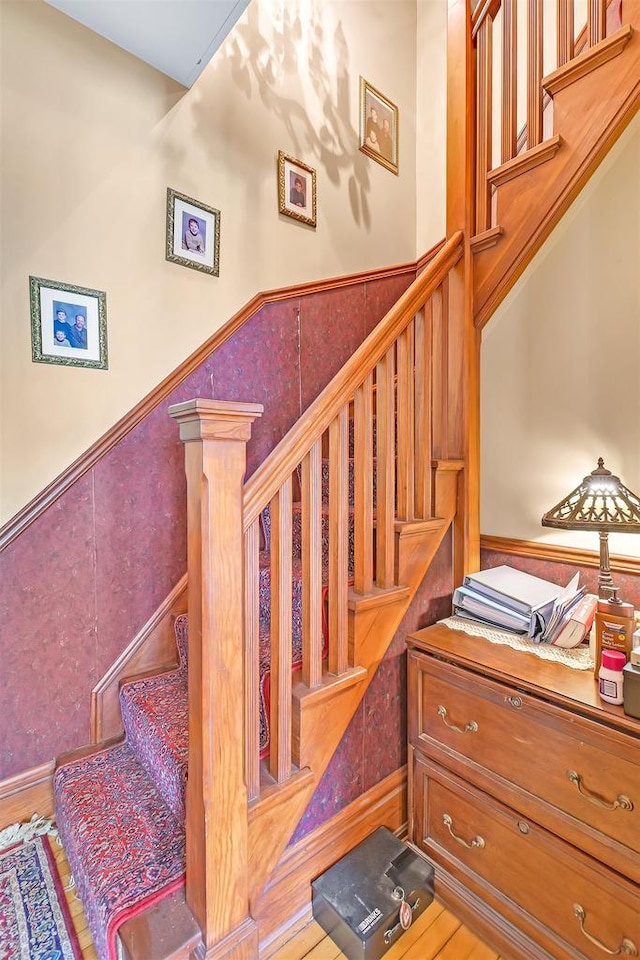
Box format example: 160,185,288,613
51,839,98,959
55,842,500,960
270,901,503,960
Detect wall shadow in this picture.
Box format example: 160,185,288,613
195,0,372,229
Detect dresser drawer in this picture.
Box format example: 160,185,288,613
409,651,640,878
411,755,640,960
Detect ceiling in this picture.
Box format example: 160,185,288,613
44,0,251,88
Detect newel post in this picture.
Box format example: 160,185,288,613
169,398,263,960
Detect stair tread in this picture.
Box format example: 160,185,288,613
55,741,185,960
120,668,188,821
120,615,189,821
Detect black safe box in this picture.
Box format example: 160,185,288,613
311,827,434,960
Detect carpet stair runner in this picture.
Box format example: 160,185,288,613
53,453,365,959
54,623,191,960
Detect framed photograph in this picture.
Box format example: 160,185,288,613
166,188,220,276
359,78,399,175
278,151,317,228
30,276,108,370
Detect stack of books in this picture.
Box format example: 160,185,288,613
453,565,597,646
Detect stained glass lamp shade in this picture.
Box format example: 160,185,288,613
542,458,640,598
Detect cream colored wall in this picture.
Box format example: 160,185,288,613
0,0,427,523
481,115,640,558
416,0,447,251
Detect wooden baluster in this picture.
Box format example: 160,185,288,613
414,304,433,519
557,0,574,65
301,442,323,688
353,375,374,594
475,15,493,231
328,408,349,674
375,347,396,589
396,321,415,521
430,283,449,460
244,519,260,802
169,398,262,958
269,478,293,783
527,0,544,149
502,0,518,162
588,0,606,45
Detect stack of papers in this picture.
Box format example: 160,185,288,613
452,565,586,643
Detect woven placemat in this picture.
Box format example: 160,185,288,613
440,616,595,670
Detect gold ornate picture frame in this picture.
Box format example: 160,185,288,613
166,188,221,276
278,151,317,228
359,78,399,175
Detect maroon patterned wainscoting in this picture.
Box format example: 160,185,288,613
481,547,640,608
0,269,414,783
291,531,453,842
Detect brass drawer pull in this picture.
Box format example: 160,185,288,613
567,771,634,812
437,705,478,734
506,695,523,708
442,813,485,849
573,904,637,955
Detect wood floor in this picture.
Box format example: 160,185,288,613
52,838,98,959
270,902,503,960
55,843,501,960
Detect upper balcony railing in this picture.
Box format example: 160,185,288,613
472,0,623,235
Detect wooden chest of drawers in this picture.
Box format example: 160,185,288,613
407,624,640,960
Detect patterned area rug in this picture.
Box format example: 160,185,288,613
0,834,82,960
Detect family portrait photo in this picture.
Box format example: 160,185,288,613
359,78,399,175
278,151,317,228
166,188,220,276
30,276,108,369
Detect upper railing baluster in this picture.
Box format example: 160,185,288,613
557,0,575,65
588,0,607,43
502,0,518,162
476,15,493,233
527,0,544,149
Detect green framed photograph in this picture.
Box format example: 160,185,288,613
359,77,399,175
30,276,108,370
166,187,221,276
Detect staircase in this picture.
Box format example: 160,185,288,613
54,230,465,959
52,0,639,955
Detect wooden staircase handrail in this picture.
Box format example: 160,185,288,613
243,230,464,529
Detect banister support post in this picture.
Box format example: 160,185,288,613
447,0,480,576
170,398,263,960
